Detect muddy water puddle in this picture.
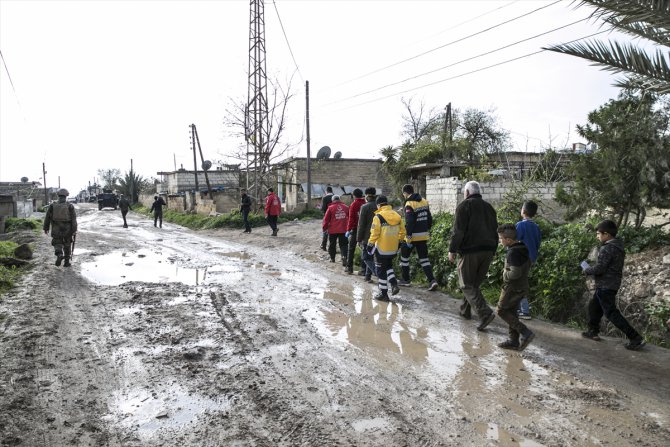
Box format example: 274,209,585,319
81,248,244,286
474,422,545,446
105,384,230,440
308,282,466,378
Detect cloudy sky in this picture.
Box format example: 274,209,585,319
1,0,625,194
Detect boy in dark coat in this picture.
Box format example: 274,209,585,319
582,220,645,350
496,224,535,351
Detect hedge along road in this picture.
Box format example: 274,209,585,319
0,202,669,447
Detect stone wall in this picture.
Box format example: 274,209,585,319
426,177,569,220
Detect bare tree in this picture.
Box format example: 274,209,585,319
400,97,443,145
222,73,302,201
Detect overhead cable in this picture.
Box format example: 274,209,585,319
328,30,608,112
271,0,304,83
326,17,589,106
331,0,562,88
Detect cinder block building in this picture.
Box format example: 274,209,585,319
271,157,394,212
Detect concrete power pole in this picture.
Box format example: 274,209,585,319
305,80,311,210
42,162,48,205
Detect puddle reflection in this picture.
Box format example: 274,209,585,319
315,284,449,367
81,249,242,286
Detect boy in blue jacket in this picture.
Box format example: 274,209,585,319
516,201,541,319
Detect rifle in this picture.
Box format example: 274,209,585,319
71,233,76,260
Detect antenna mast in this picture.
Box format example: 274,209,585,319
246,0,270,203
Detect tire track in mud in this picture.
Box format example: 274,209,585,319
0,233,131,447
209,289,449,447
209,290,351,446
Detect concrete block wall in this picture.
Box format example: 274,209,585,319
426,177,568,216
281,158,393,211
159,170,239,194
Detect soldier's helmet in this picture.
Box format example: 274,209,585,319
57,188,69,196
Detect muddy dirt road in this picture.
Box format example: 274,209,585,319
1,204,669,446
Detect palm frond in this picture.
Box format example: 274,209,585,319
546,39,670,94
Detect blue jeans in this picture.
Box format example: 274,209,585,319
519,297,530,314
361,246,377,278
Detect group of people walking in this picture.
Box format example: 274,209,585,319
317,180,647,353
41,183,648,353
320,184,439,302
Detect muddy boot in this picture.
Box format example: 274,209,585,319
55,255,63,266
518,329,535,351
63,257,71,267
373,291,389,302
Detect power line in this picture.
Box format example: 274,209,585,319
327,30,608,113
411,0,521,45
325,17,589,107
271,0,303,83
0,49,21,107
330,0,562,89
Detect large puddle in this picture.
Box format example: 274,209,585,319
81,248,246,286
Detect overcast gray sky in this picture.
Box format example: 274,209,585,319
1,0,624,194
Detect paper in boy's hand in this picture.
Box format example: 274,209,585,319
580,260,590,270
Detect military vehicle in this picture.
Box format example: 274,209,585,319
97,191,118,210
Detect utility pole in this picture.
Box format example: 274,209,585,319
191,124,213,199
305,80,312,210
42,162,48,204
58,176,60,189
443,102,453,158
130,159,134,204
190,124,199,206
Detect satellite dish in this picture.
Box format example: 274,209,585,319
202,160,212,171
316,146,331,159
20,177,29,183
333,151,342,159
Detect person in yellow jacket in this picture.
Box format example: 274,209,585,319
367,195,405,301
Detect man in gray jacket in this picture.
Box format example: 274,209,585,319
356,187,377,282
449,181,498,331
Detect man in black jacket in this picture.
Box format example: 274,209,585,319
449,181,498,331
320,186,334,250
356,187,377,281
240,188,252,233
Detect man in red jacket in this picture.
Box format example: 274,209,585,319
323,195,349,265
344,188,366,274
264,187,281,236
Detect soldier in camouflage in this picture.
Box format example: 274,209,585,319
43,188,78,267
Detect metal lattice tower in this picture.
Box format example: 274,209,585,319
246,0,270,202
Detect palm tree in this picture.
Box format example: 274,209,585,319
545,0,670,94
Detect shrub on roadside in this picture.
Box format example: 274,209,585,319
0,241,21,294
5,217,41,233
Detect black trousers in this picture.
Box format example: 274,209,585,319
242,209,251,232
121,209,128,227
399,240,435,282
154,213,163,228
266,215,278,231
588,288,640,340
328,233,348,263
346,229,358,270
375,254,398,296
321,231,328,249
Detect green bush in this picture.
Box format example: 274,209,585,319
530,223,594,322
0,241,21,295
5,217,41,232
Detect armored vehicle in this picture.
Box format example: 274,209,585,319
98,192,118,210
